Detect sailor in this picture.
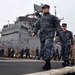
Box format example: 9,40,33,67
32,4,62,70
56,23,74,67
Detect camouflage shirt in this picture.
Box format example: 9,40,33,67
33,13,61,40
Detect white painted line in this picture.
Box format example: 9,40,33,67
0,60,44,62
0,60,63,62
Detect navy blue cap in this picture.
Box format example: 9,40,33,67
62,23,67,27
42,4,50,9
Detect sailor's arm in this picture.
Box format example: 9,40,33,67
52,16,62,36
32,19,40,36
70,32,74,46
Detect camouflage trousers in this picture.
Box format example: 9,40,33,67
61,45,70,61
40,38,53,60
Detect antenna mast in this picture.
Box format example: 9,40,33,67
54,6,57,16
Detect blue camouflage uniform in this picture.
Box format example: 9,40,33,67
33,13,61,60
57,30,74,62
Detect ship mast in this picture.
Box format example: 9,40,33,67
54,6,57,16
54,6,64,21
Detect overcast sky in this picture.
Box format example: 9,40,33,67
0,0,75,34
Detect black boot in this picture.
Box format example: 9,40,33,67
66,60,70,66
62,61,66,67
71,59,74,66
42,60,51,70
71,62,74,66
